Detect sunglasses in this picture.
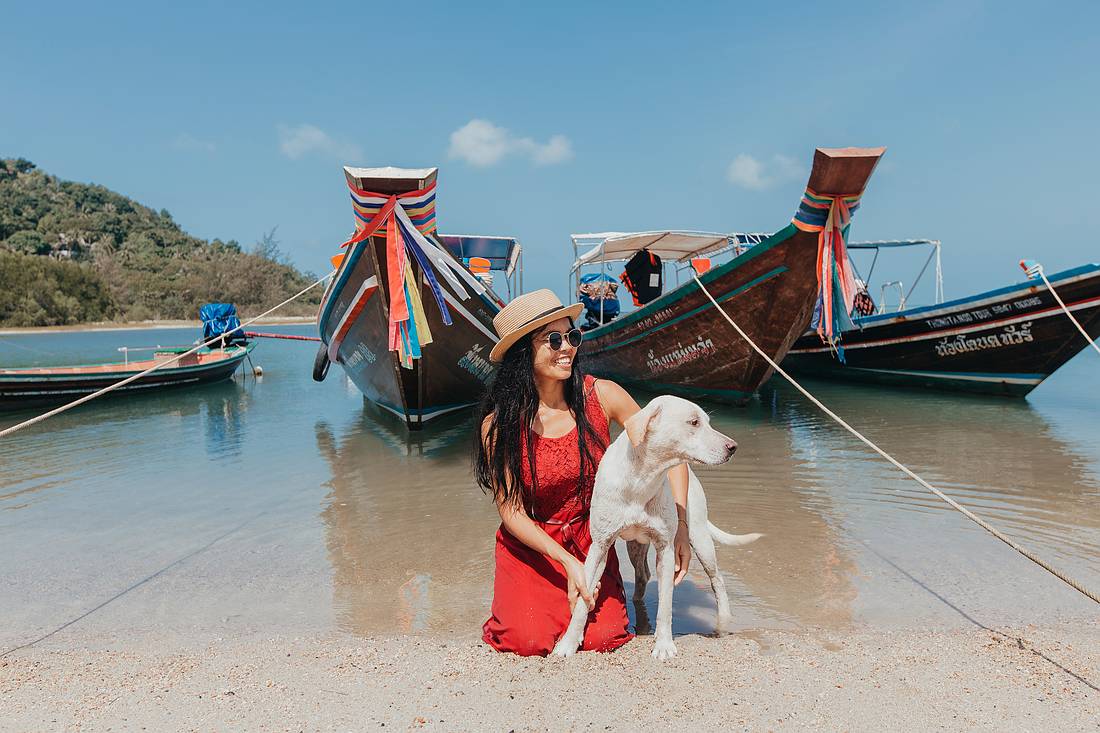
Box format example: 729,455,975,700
540,328,583,351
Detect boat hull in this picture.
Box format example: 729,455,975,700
576,146,884,405
783,264,1100,396
318,232,501,429
0,344,253,411
579,225,819,404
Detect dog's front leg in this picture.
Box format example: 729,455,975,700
651,537,677,659
551,538,612,657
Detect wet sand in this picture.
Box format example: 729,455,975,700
3,624,1097,731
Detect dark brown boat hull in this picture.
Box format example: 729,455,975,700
318,232,501,428
580,225,818,403
579,146,885,404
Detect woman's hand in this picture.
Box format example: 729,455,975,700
674,522,692,584
563,555,597,611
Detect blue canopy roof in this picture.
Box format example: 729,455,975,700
438,234,521,273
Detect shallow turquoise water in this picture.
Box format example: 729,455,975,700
1,325,1097,651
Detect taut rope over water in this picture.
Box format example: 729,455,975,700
1021,260,1100,358
0,272,333,441
692,273,1100,606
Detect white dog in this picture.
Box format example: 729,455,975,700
551,395,761,659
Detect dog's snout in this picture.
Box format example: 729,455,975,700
725,440,737,455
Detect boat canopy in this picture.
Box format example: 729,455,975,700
848,239,940,250
570,231,735,271
570,231,778,273
438,234,522,276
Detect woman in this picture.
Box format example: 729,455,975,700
475,289,690,656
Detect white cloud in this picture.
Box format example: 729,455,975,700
727,153,803,190
277,123,363,161
172,133,215,153
448,119,573,167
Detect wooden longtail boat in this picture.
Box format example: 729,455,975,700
0,343,253,411
570,147,884,404
316,167,518,429
783,240,1100,396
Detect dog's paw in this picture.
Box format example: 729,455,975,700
715,613,735,634
551,639,578,658
651,637,677,660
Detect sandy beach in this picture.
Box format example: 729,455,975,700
3,624,1097,731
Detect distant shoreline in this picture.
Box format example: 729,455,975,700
0,316,316,336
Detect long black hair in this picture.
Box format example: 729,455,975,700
474,327,605,514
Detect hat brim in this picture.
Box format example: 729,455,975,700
489,303,585,363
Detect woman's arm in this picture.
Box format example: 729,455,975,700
481,417,597,610
496,502,595,610
594,380,693,584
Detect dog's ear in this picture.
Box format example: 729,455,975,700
625,402,661,448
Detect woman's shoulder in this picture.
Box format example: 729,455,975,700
590,377,627,402
589,378,640,427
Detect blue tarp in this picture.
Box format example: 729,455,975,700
578,273,620,327
200,303,245,344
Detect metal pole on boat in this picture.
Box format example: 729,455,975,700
935,242,944,304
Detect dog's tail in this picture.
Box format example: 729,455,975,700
707,522,763,547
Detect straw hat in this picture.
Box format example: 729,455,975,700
489,289,584,363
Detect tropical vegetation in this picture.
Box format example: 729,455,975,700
0,158,322,327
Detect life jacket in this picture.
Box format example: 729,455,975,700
620,249,663,306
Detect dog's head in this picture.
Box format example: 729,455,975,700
624,395,736,466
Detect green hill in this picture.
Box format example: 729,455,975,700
0,158,323,327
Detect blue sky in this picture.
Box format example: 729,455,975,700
4,0,1098,305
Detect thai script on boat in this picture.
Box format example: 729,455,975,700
645,337,716,374
934,322,1033,357
925,296,1045,329
634,307,675,333
458,343,494,383
345,343,377,369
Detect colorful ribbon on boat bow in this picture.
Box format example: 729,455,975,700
341,180,485,368
793,188,862,351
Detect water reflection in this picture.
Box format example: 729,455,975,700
627,388,859,633
0,379,254,511
769,378,1100,560
315,411,497,635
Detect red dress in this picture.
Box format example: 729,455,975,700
482,376,634,656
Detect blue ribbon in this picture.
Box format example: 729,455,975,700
398,217,453,326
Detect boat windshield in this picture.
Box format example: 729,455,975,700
846,239,943,315
438,234,523,300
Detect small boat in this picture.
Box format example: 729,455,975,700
0,304,254,411
783,239,1100,396
568,147,885,404
316,166,520,429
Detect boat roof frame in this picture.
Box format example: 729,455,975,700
569,230,773,273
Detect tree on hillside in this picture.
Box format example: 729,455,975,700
252,226,286,264
0,159,322,326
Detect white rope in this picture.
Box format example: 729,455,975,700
692,273,1100,605
1026,262,1100,357
0,272,333,440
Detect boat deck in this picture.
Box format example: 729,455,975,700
1,348,244,377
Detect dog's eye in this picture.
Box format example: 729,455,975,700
689,417,699,427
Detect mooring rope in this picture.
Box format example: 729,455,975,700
692,273,1100,605
243,331,322,342
0,272,333,440
1022,260,1100,358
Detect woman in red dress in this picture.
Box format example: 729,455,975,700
475,290,691,656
